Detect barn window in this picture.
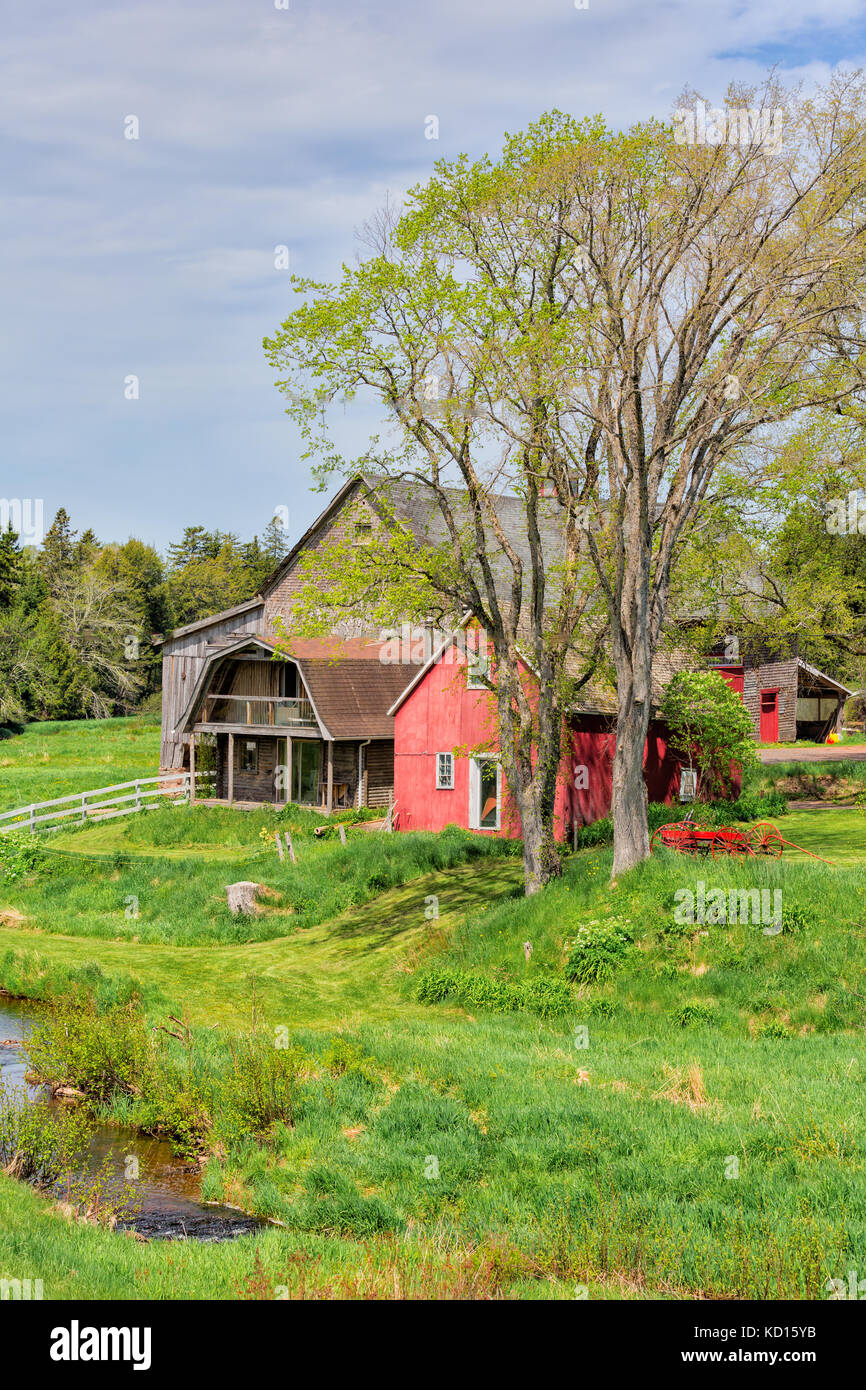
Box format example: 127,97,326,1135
679,768,697,803
436,752,454,789
241,741,258,774
469,756,500,831
466,652,490,689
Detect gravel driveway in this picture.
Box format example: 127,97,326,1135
758,744,866,764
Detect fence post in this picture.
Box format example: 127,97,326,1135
81,792,87,823
29,804,34,834
135,780,141,811
338,823,347,846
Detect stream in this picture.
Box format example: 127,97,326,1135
0,998,264,1242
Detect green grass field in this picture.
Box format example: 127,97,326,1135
0,717,864,1300
0,716,161,814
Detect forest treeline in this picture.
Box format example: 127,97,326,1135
0,510,289,723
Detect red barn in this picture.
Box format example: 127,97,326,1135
388,634,726,840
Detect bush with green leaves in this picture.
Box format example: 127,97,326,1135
780,904,813,934
25,998,155,1105
217,1030,309,1136
660,669,758,799
0,1075,91,1186
0,831,43,882
671,1001,716,1027
564,919,633,985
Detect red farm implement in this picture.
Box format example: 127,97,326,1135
649,819,834,865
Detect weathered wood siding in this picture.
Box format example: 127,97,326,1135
365,740,394,808
742,658,798,742
159,607,265,769
227,659,283,699
262,485,380,641
215,734,280,803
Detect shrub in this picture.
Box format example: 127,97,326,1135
413,965,574,1019
564,919,633,985
780,905,812,935
219,1031,309,1135
135,1082,211,1158
0,831,43,882
0,1076,91,1186
586,997,617,1019
26,998,155,1105
756,1018,793,1039
322,1036,378,1083
671,1001,715,1027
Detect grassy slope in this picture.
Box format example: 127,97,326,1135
0,718,864,1300
0,717,160,814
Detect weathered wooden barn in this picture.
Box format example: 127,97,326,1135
156,475,454,810
173,634,408,811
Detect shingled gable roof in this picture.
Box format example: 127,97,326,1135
299,658,412,739
177,634,411,742
256,472,568,605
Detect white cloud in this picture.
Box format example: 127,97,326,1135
1,0,864,545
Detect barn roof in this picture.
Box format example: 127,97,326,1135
298,658,411,740
256,472,568,612
177,634,411,742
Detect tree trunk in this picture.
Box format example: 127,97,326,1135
496,672,563,896
610,639,653,878
518,796,561,895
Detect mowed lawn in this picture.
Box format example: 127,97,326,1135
0,717,865,1300
0,857,525,1026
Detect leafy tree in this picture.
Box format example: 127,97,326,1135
51,569,145,717
96,539,171,694
0,610,38,724
659,671,757,800
265,79,866,887
261,515,291,571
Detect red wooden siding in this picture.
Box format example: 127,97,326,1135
717,665,745,697
393,649,737,839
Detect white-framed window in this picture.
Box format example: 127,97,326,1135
436,752,454,789
241,740,258,774
469,756,500,831
466,651,490,689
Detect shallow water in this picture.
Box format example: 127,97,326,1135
0,997,263,1242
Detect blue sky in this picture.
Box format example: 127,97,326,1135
2,0,864,553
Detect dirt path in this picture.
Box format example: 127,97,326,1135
759,744,866,764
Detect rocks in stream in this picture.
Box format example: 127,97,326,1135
122,1210,263,1242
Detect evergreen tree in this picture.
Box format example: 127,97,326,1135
0,523,21,608
40,508,78,596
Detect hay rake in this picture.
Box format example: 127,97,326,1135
649,820,835,866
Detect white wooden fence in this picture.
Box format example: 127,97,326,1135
0,772,214,836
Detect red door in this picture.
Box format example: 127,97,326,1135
760,690,779,742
